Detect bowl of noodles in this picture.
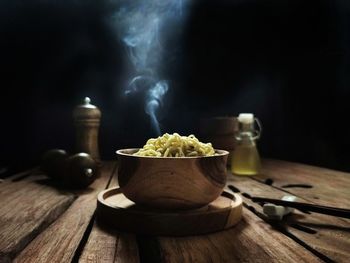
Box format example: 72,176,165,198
116,133,229,210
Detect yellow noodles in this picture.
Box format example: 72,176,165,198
134,133,215,157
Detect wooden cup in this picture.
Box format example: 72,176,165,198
199,117,238,166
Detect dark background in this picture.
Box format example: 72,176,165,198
1,0,350,172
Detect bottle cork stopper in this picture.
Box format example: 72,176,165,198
238,113,254,124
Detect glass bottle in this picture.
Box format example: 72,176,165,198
231,113,262,176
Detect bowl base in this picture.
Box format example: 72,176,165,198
96,187,243,236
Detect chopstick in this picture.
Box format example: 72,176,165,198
251,197,350,219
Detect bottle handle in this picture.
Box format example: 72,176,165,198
253,117,262,140
234,117,262,141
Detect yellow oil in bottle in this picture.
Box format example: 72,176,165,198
231,140,261,176
230,112,262,176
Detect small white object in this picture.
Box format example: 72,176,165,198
281,195,296,215
238,113,254,124
84,97,91,105
85,168,93,178
263,204,286,220
263,195,297,220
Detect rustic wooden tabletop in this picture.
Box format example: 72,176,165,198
0,160,349,263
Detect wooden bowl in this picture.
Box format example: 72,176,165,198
116,149,229,210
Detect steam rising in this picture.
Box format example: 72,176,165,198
115,0,189,135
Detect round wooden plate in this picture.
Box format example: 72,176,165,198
96,187,242,236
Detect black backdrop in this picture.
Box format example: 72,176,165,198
1,0,350,172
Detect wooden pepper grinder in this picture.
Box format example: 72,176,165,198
73,97,101,163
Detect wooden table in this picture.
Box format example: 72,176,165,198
0,160,349,263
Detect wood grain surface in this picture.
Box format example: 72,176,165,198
14,162,115,263
0,172,75,263
157,209,322,263
0,159,348,263
226,174,350,262
0,167,40,189
79,168,140,263
79,221,139,263
258,159,350,207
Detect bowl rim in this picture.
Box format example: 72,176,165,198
116,148,229,159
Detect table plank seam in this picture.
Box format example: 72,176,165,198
228,183,336,263
241,202,335,263
136,236,162,263
71,162,118,263
0,168,77,263
249,176,350,225
112,232,120,263
71,214,96,263
0,197,76,262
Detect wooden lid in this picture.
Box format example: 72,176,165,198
96,187,242,236
73,97,101,120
